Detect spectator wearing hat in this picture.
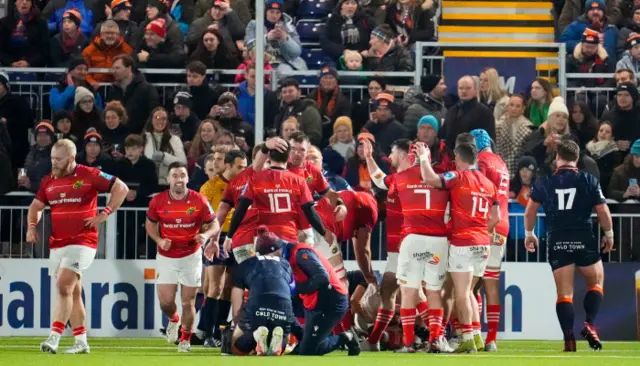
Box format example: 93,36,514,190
362,24,413,75
42,0,95,37
71,85,105,138
245,0,308,77
53,110,79,144
617,5,640,59
321,0,376,62
235,38,274,84
133,0,184,50
82,19,134,83
0,71,35,171
194,0,251,26
496,94,534,178
93,0,139,45
326,116,356,162
509,155,538,204
50,57,105,112
353,77,387,133
440,75,495,153
171,91,201,142
403,74,447,137
76,129,115,172
344,132,389,192
308,67,353,146
50,9,89,67
189,28,241,70
0,0,49,67
135,17,186,70
616,32,640,79
415,114,453,173
273,77,323,146
234,61,278,128
209,92,254,152
180,61,224,120
559,0,620,64
20,121,55,193
108,54,160,134
188,0,245,52
559,0,622,34
362,93,407,154
102,100,129,157
384,0,437,50
601,83,640,154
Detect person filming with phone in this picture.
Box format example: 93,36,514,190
208,93,254,153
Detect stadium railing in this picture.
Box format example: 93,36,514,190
1,192,638,263
565,72,616,115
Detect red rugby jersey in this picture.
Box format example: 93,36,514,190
35,165,115,249
221,167,259,247
289,161,330,230
316,191,379,242
384,175,403,253
477,151,510,238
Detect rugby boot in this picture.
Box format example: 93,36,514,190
268,326,284,356
581,323,603,351
253,326,269,356
63,342,91,354
40,333,61,354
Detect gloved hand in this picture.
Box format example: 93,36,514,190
151,151,165,163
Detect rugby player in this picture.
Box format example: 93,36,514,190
198,149,247,346
255,228,361,356
524,140,614,352
417,139,499,353
146,162,220,352
470,129,510,351
28,139,129,354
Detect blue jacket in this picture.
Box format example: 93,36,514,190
48,0,94,37
559,15,619,63
49,83,104,113
322,170,352,192
236,81,256,127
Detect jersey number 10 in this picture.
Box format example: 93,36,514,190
555,188,576,210
268,193,292,213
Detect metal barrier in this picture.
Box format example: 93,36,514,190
566,72,617,116
1,202,637,263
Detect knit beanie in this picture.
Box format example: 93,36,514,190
517,155,537,172
470,128,492,151
371,26,393,44
357,132,375,143
581,28,600,45
421,75,441,94
173,91,193,109
417,115,439,133
631,139,640,156
68,56,88,71
145,18,166,38
74,86,95,106
35,121,56,139
111,0,132,15
585,0,606,13
53,110,72,125
617,82,639,104
84,130,103,145
547,96,569,118
368,76,387,91
634,4,640,15
375,92,395,107
333,116,353,134
319,66,339,81
627,32,640,49
62,9,82,28
266,0,284,12
255,225,286,254
147,0,169,13
218,91,238,108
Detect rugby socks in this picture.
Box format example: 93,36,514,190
556,297,575,341
197,297,218,336
427,309,444,342
461,324,474,341
214,300,231,338
51,321,65,336
169,312,180,323
476,295,483,322
179,327,192,343
367,309,393,344
400,308,417,347
73,326,87,344
584,286,603,325
472,321,482,336
452,314,462,336
485,304,501,343
416,301,429,327
339,309,353,332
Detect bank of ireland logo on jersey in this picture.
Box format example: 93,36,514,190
60,193,66,198
73,180,84,189
176,219,182,224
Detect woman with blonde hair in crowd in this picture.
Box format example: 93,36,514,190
188,119,219,171
479,67,510,120
143,107,187,188
281,116,300,140
496,94,534,178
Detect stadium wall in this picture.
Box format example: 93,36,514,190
3,260,636,340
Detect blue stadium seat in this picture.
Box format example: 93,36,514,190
297,0,334,19
301,48,328,68
296,20,326,43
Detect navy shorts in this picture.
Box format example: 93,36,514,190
547,230,600,271
242,297,293,333
203,233,236,267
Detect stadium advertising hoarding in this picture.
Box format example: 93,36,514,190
0,260,636,340
443,57,537,95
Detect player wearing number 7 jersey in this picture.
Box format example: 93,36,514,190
524,140,614,352
417,137,500,354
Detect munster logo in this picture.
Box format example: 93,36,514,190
73,180,84,189
306,176,313,183
187,206,196,215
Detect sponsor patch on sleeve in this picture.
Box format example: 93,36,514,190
443,171,456,181
100,171,114,181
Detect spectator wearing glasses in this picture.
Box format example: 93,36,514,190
187,0,245,52
102,100,129,157
143,107,188,188
49,9,89,67
42,0,95,37
0,0,49,67
71,86,104,139
82,19,134,82
320,0,376,62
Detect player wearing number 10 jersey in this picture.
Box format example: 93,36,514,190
418,138,499,353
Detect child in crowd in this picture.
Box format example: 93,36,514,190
53,111,78,144
616,33,640,81
338,50,365,85
509,156,537,207
234,39,274,84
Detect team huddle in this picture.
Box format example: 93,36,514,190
26,129,615,355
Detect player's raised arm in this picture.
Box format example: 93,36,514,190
416,142,443,188
362,138,388,190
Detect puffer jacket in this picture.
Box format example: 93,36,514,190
82,36,134,82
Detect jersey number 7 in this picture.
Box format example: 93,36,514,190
555,188,576,210
414,189,431,209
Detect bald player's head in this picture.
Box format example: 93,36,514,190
458,76,477,101
51,139,77,177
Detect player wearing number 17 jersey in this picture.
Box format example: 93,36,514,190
418,138,499,353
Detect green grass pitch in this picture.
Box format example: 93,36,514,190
1,338,640,365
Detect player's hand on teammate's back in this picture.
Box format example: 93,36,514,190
265,137,288,152
26,227,39,244
84,212,108,228
204,241,219,261
156,238,172,251
334,204,347,221
601,236,614,253
524,234,538,253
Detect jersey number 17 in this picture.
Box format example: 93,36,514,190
555,188,576,210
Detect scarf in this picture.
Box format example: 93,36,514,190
586,139,618,159
11,11,34,47
358,161,372,190
316,87,339,118
61,31,80,54
578,54,606,85
341,16,360,45
528,102,549,126
392,4,412,38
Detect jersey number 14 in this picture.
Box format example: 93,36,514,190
555,188,576,210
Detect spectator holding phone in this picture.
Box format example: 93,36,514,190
209,92,253,153
353,77,387,134
608,138,640,200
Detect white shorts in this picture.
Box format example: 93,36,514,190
49,245,96,277
384,252,399,274
233,243,256,264
156,248,203,287
448,245,490,277
396,234,448,290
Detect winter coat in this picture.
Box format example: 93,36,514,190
49,31,88,67
0,146,15,195
101,124,129,152
273,98,323,146
363,44,413,73
106,73,160,134
607,154,640,201
135,39,186,69
439,99,496,152
308,88,353,146
403,92,447,136
50,77,104,112
479,94,510,122
42,0,96,37
244,13,307,71
112,155,159,206
384,1,436,45
91,19,138,46
600,104,640,144
615,50,640,82
186,82,225,120
76,152,115,174
522,127,581,177
216,114,254,147
616,21,640,60
362,117,408,154
235,81,278,129
169,0,196,34
186,11,245,49
0,12,49,66
0,92,35,170
586,139,622,193
194,0,252,26
23,145,52,193
170,113,201,142
82,36,134,82
558,0,622,33
566,42,614,87
132,15,184,50
495,114,534,178
144,132,188,186
320,9,376,60
559,14,620,64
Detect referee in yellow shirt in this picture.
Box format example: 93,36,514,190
197,147,248,346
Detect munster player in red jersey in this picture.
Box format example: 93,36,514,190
417,138,499,353
27,139,129,354
146,162,220,352
470,129,510,351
